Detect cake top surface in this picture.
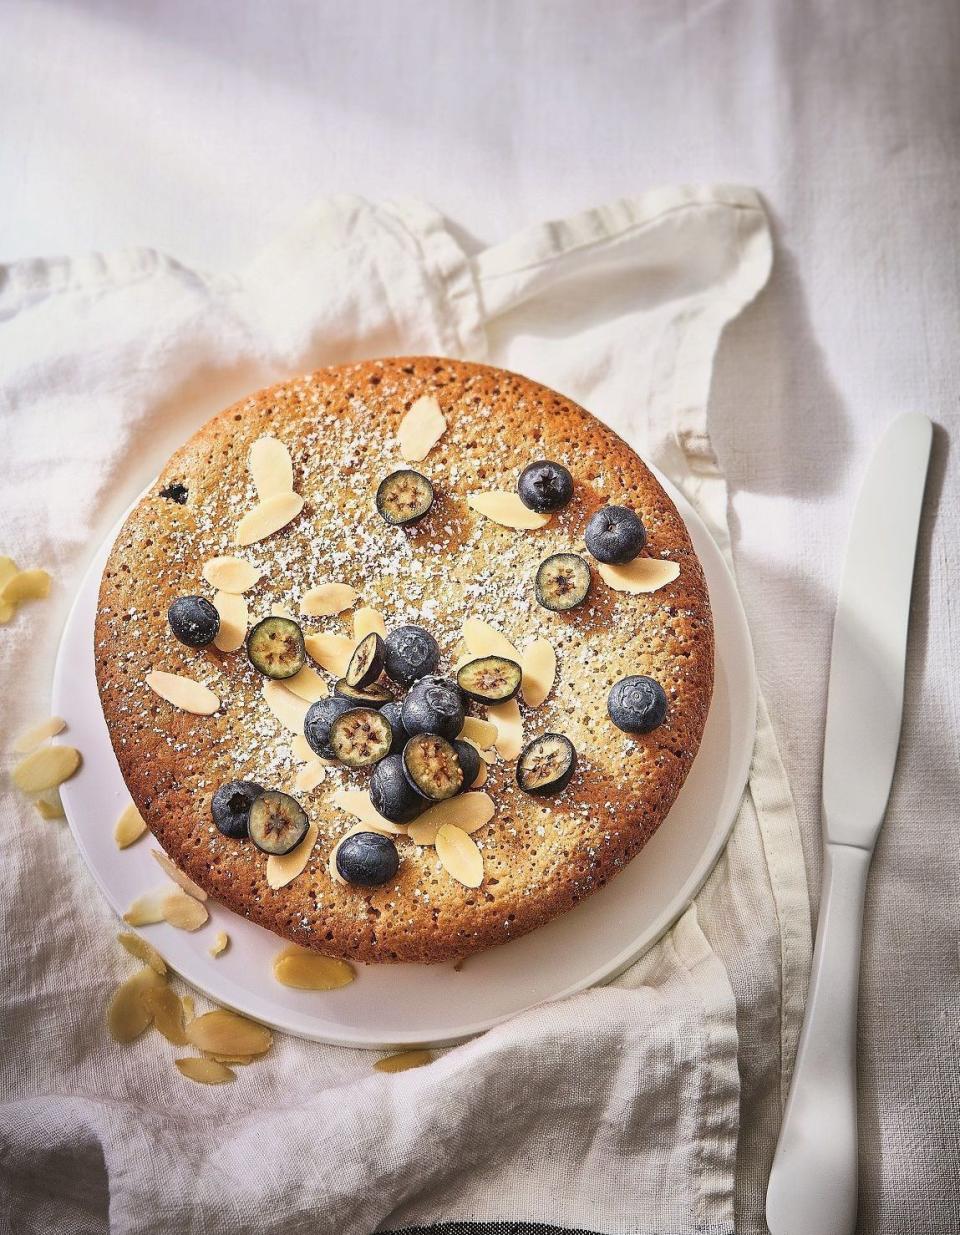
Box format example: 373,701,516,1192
96,357,713,963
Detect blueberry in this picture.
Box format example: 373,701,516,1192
380,701,408,755
607,675,668,733
370,753,428,823
211,779,264,839
401,675,465,741
453,739,481,789
303,696,357,759
336,831,400,887
168,595,220,648
158,482,188,504
517,460,574,513
584,505,647,564
383,625,440,686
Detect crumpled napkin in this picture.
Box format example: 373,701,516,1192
0,187,810,1235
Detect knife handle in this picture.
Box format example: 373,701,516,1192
766,841,872,1235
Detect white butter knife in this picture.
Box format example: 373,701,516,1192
766,413,933,1235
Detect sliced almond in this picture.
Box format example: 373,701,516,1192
374,1049,433,1073
145,671,219,716
0,556,17,588
272,945,355,991
271,604,296,619
467,492,551,530
13,715,66,754
123,887,170,927
398,394,446,461
435,824,484,888
117,931,167,975
294,760,328,793
209,931,229,957
114,801,147,849
151,849,207,901
107,966,164,1042
249,436,294,501
304,632,354,677
406,792,495,845
181,995,195,1021
212,590,248,653
205,1053,254,1065
263,680,310,735
266,820,319,890
290,734,317,763
302,583,358,617
143,980,189,1045
34,792,65,820
471,762,488,789
13,744,81,793
202,556,261,594
520,637,557,708
175,1057,235,1085
283,665,329,704
353,605,387,641
329,789,407,833
597,558,680,594
0,568,52,605
487,698,523,759
161,889,209,931
235,492,304,547
462,617,521,662
458,716,498,748
186,1009,273,1056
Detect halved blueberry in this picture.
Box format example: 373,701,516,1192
211,780,264,839
383,625,440,686
376,469,434,526
328,708,394,768
516,733,577,796
168,596,220,648
304,696,357,759
334,678,395,707
247,791,309,855
402,733,464,801
370,753,428,823
336,831,400,887
607,675,668,733
401,676,465,741
345,631,386,689
457,655,522,704
247,616,306,680
584,505,646,564
453,739,481,790
517,460,573,513
535,553,592,611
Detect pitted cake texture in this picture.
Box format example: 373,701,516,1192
95,358,713,964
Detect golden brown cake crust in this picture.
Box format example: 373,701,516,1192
95,358,713,964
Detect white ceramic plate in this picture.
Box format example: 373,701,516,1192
54,471,755,1049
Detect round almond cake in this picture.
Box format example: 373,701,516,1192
95,357,713,964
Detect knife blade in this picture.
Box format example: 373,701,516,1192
767,412,932,1235
822,412,934,848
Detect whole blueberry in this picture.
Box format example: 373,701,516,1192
168,595,220,648
584,505,647,565
383,625,440,687
401,676,466,741
607,675,668,734
303,696,356,759
453,739,481,790
379,701,408,756
517,460,574,513
370,754,428,823
211,779,264,839
336,831,400,887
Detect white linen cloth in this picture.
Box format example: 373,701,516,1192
0,187,810,1234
